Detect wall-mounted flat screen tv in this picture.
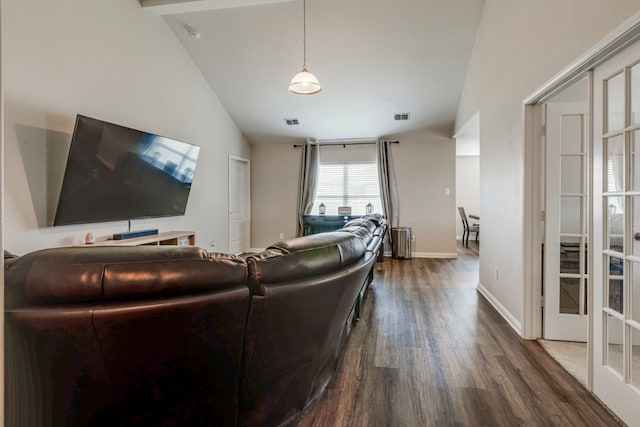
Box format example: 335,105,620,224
54,115,200,226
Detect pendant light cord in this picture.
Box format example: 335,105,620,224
303,0,307,69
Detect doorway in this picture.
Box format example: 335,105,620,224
539,79,590,385
228,156,250,255
454,113,480,247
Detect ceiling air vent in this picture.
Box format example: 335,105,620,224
394,113,410,121
284,118,300,126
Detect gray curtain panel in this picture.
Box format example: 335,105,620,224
297,141,319,236
377,139,400,243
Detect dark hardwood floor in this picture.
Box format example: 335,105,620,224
296,242,622,427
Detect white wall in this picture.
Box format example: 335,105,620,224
392,138,456,257
455,156,480,239
4,0,250,254
251,137,457,257
455,0,640,330
251,143,299,247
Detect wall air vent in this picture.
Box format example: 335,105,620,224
394,113,410,121
284,118,300,126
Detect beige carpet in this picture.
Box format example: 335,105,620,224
539,339,640,389
538,339,587,386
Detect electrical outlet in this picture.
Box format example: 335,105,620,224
445,188,450,195
279,232,284,239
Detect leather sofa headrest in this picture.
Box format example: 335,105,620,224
343,218,377,233
337,225,373,243
268,231,367,266
362,213,386,226
5,246,247,308
246,231,367,295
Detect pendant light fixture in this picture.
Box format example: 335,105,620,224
289,0,322,95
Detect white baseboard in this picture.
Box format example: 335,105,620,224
412,252,457,259
383,251,457,259
476,282,523,337
248,247,266,253
457,236,479,243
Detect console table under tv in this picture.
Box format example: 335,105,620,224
89,231,195,247
302,215,360,236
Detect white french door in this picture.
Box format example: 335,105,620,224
544,102,589,341
593,39,640,424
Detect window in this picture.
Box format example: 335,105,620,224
313,161,382,215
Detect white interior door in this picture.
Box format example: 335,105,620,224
544,102,589,341
229,156,250,255
592,39,640,424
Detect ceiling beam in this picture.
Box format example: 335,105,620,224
139,0,294,15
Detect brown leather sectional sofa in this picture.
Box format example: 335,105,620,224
5,215,386,427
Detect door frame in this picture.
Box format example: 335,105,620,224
228,155,251,254
523,11,640,394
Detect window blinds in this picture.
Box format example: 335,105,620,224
314,162,382,215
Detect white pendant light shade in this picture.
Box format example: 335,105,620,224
289,0,321,94
289,67,322,94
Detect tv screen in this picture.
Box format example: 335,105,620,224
54,115,200,226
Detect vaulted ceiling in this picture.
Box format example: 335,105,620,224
140,0,485,144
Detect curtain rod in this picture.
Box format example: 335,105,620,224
293,140,399,148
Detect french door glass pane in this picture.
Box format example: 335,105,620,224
632,63,640,126
608,72,626,132
633,130,640,190
607,196,624,252
561,156,583,193
561,114,584,155
606,313,624,376
606,135,625,192
608,255,624,314
561,196,582,234
633,197,640,257
609,277,624,314
633,262,640,322
632,327,640,389
560,277,581,314
560,236,581,274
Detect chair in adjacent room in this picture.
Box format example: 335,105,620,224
458,206,479,247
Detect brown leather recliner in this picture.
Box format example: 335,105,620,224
5,246,249,427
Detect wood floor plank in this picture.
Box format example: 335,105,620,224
296,243,622,426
